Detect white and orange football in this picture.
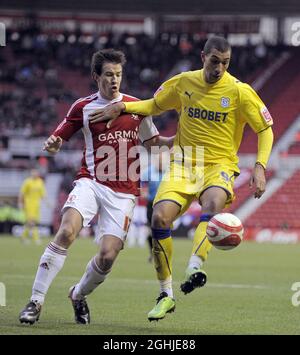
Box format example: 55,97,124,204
206,213,244,250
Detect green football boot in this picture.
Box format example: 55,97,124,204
148,292,175,322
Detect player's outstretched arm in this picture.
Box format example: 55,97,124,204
89,99,163,128
43,135,63,154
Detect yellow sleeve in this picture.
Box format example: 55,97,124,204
124,74,182,116
239,83,273,133
152,74,181,111
257,127,274,169
124,99,163,116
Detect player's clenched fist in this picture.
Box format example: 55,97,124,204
43,135,63,154
249,163,266,199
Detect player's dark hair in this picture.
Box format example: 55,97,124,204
91,48,126,76
203,36,231,55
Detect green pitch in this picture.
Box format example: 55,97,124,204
0,236,299,335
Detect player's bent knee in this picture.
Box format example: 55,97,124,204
202,198,224,214
55,224,76,246
98,250,116,272
151,211,172,229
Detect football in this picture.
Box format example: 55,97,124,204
206,213,244,250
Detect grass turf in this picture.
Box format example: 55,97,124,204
0,235,299,335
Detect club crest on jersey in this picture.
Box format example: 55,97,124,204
220,97,230,108
131,114,139,120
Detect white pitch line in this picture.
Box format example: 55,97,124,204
206,283,268,290
114,279,269,290
2,274,269,290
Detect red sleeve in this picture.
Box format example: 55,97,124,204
53,100,84,141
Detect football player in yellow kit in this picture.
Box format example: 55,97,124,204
89,36,274,321
18,169,46,244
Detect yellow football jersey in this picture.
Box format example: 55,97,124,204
153,69,273,171
21,177,46,208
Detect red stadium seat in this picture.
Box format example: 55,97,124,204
245,170,300,228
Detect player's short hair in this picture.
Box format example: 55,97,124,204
203,36,231,55
91,48,126,76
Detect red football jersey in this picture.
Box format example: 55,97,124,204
53,92,159,196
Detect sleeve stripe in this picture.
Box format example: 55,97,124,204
257,126,272,134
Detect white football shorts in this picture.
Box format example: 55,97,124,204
62,178,135,241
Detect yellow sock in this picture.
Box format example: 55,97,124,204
21,226,30,241
191,221,212,262
153,237,173,281
32,226,40,243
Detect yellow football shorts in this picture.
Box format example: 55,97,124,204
24,204,40,222
153,161,238,216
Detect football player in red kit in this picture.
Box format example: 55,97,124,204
19,49,173,325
